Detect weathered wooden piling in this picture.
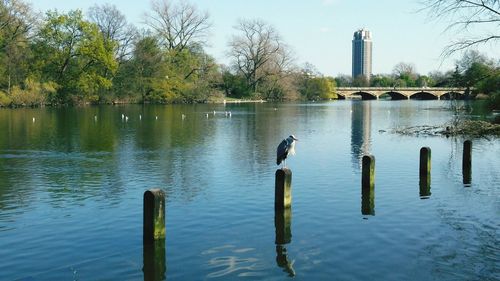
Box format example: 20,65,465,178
463,140,472,184
143,189,166,244
275,207,292,245
419,147,431,179
275,168,292,210
419,147,431,198
361,155,375,215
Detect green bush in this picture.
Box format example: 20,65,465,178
0,91,12,107
9,78,58,107
486,92,500,110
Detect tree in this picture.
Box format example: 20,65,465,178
0,0,36,93
392,62,418,87
370,74,395,87
144,0,210,52
421,0,500,56
87,3,137,63
335,74,352,87
123,35,164,102
33,10,117,104
228,19,292,96
352,75,370,87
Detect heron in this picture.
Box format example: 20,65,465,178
276,135,298,168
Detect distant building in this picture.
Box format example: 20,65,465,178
352,28,372,82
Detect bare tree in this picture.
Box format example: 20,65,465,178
88,4,138,62
144,0,211,51
421,0,500,56
392,62,417,78
228,19,292,93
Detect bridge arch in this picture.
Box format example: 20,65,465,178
410,91,438,100
380,91,407,100
356,91,377,100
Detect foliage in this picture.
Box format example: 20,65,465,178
0,0,496,107
0,90,11,106
32,9,117,104
8,78,57,106
299,75,337,100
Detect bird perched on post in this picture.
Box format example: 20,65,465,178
277,135,298,167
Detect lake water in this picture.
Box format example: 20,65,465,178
0,101,498,280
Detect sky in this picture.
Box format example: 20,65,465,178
30,0,499,77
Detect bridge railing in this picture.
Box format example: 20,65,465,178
336,87,467,91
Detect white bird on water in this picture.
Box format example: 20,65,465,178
32,117,35,123
139,114,142,120
182,114,186,120
276,135,299,168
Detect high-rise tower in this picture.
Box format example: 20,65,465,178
352,28,372,81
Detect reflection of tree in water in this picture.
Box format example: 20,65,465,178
350,101,372,170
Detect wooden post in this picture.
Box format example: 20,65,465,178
419,147,431,180
463,140,472,184
144,189,166,244
275,168,292,210
361,155,375,215
419,147,431,198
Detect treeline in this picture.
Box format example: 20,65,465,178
0,0,337,107
0,0,498,108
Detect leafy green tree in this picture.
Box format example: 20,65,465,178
370,75,395,87
0,0,35,94
32,10,117,104
299,75,337,100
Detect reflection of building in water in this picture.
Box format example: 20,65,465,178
351,101,372,170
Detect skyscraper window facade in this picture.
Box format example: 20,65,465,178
352,28,372,82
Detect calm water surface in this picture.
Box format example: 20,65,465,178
0,101,498,280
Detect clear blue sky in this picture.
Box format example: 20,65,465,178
31,0,499,77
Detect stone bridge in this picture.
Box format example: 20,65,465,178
336,87,469,100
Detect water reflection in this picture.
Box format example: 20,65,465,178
274,208,295,277
143,239,166,281
351,101,372,169
361,187,375,216
419,175,432,199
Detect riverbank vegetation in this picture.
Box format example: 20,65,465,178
0,0,498,108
